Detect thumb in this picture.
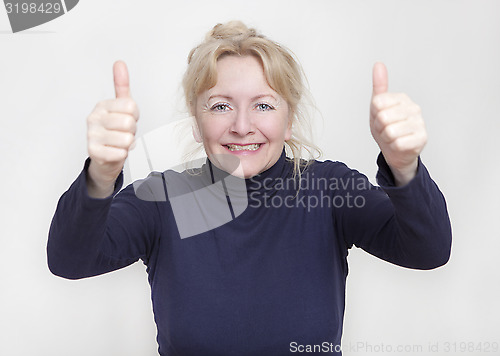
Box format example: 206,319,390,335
113,60,131,98
372,62,388,96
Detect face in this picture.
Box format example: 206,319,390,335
194,55,292,179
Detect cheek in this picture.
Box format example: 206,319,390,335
198,118,227,143
260,115,291,140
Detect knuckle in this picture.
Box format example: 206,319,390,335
124,116,136,132
399,93,410,102
132,101,139,114
384,125,395,139
372,96,383,110
95,100,111,112
87,143,102,161
87,112,98,125
95,100,105,109
407,104,420,116
124,132,135,146
87,142,96,154
87,126,103,140
88,108,107,125
372,119,383,133
117,148,128,161
412,145,422,156
376,111,387,125
124,98,137,114
391,139,403,151
421,131,428,145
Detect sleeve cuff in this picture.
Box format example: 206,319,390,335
375,152,423,191
81,157,124,201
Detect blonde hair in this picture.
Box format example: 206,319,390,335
182,21,321,177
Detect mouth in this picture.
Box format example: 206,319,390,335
224,143,262,152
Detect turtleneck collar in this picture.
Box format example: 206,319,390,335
244,148,290,193
203,148,292,196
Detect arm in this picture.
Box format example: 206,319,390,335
336,154,451,270
337,62,451,268
47,60,154,279
47,159,161,279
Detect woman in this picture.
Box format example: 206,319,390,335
48,21,452,355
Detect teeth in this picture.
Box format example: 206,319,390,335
227,144,261,151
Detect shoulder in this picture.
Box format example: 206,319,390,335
302,158,360,179
294,158,376,195
124,166,211,203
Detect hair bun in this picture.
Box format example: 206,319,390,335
206,21,257,40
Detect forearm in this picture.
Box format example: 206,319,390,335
47,160,129,279
375,154,452,269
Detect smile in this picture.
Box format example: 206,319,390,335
225,144,261,151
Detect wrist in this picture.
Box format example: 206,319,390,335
389,159,418,187
86,161,119,198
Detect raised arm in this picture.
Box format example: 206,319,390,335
335,63,451,269
47,61,159,279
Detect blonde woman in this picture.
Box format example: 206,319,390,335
48,21,451,355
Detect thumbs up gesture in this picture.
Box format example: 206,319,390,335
370,62,427,186
86,60,140,198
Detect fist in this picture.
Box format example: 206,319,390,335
87,60,139,192
369,62,427,185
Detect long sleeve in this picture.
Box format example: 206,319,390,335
336,153,452,270
47,158,162,279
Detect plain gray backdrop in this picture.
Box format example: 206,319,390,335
1,0,499,355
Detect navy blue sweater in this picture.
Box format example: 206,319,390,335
47,150,451,355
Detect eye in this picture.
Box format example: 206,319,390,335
210,103,231,112
256,103,275,111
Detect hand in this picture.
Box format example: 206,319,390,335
369,62,427,186
86,60,140,198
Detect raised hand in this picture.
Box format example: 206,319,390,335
86,60,140,198
369,62,427,186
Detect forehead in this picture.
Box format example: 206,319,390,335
206,55,276,98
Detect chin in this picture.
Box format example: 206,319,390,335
234,161,269,178
231,166,260,179
207,148,272,178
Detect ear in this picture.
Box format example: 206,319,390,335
192,120,203,143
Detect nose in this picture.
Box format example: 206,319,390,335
230,110,255,136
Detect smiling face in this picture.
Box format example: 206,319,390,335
194,55,292,178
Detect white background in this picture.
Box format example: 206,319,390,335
1,0,499,355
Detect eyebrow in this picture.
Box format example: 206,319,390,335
207,94,278,102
